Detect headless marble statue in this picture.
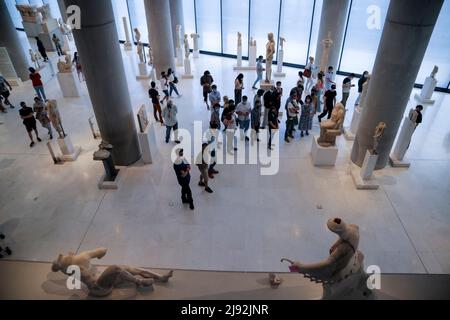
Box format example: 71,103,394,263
371,122,386,155
57,54,73,73
318,102,345,147
279,37,286,50
29,49,41,69
281,218,371,299
52,248,173,297
45,99,65,138
237,32,242,48
184,34,190,59
265,33,276,83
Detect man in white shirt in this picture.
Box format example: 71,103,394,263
325,66,336,91
235,95,251,141
159,72,170,105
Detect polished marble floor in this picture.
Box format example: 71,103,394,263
0,33,449,274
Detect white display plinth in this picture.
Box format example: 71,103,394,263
389,116,416,168
0,47,22,86
235,46,243,68
414,77,437,104
274,50,286,77
248,45,257,67
176,48,184,67
351,151,379,190
182,59,194,79
345,106,362,141
22,21,41,38
57,70,81,97
62,35,70,53
98,166,127,190
136,62,150,80
138,122,159,164
124,42,132,51
193,50,199,58
57,136,81,161
149,67,157,81
260,80,275,91
311,137,338,167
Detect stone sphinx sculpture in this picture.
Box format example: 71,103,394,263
265,33,276,83
57,54,73,73
371,122,386,155
46,99,66,138
281,218,371,299
184,34,190,59
317,102,345,147
51,248,173,297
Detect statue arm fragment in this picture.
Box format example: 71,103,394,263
281,255,337,281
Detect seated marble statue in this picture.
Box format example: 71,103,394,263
57,54,73,73
317,102,345,147
281,218,371,299
52,248,173,297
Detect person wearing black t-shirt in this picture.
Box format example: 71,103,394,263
268,106,279,150
318,84,337,122
19,101,41,147
148,81,163,124
173,149,194,210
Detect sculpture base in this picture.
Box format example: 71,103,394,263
350,152,379,190
344,127,356,141
193,50,199,58
233,65,257,71
311,137,338,167
57,70,81,98
389,155,411,168
136,63,150,80
124,42,132,51
274,50,285,77
98,166,127,190
414,94,435,105
138,122,159,164
260,80,275,91
274,71,286,77
182,59,194,79
57,136,81,162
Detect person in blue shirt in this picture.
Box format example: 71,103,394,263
252,56,265,89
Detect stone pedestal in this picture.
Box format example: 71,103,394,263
98,166,127,190
176,47,184,67
138,122,159,164
22,21,41,38
62,34,70,53
236,45,242,67
193,49,199,58
182,58,194,79
57,136,81,161
311,137,338,166
260,80,275,91
57,70,81,97
122,16,132,51
136,62,150,80
149,67,157,81
39,63,54,85
249,45,257,67
351,151,379,190
344,106,362,141
414,77,437,104
274,50,286,77
389,116,416,168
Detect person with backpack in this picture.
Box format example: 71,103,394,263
167,68,182,98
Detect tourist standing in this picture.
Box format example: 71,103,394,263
299,95,314,137
162,100,180,144
252,56,265,89
268,106,279,150
251,90,264,142
304,56,317,93
236,95,251,141
325,66,336,91
341,73,355,107
224,109,237,154
173,148,194,210
284,90,299,143
29,68,46,101
159,71,170,105
355,71,369,106
314,71,325,113
35,36,48,62
167,68,182,98
52,34,64,56
274,81,283,111
19,102,41,147
148,81,163,124
197,143,213,194
262,86,276,128
234,73,244,105
0,74,15,109
72,52,85,82
209,85,221,109
200,70,214,110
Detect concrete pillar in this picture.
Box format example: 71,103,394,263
144,0,176,77
314,0,350,71
57,0,68,21
169,0,185,56
64,0,141,166
0,1,30,81
351,0,443,170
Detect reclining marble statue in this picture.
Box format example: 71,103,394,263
281,218,371,299
317,102,345,147
51,248,173,297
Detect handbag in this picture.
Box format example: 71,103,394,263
173,76,179,84
293,116,299,126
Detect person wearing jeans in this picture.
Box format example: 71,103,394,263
167,68,181,98
173,149,194,210
252,56,265,89
162,100,180,144
284,90,299,143
235,95,251,141
29,68,46,101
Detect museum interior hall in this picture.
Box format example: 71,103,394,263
0,0,450,300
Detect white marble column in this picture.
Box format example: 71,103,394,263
169,0,185,57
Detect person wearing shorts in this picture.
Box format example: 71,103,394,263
19,102,42,147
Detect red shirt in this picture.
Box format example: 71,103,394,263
30,73,43,87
